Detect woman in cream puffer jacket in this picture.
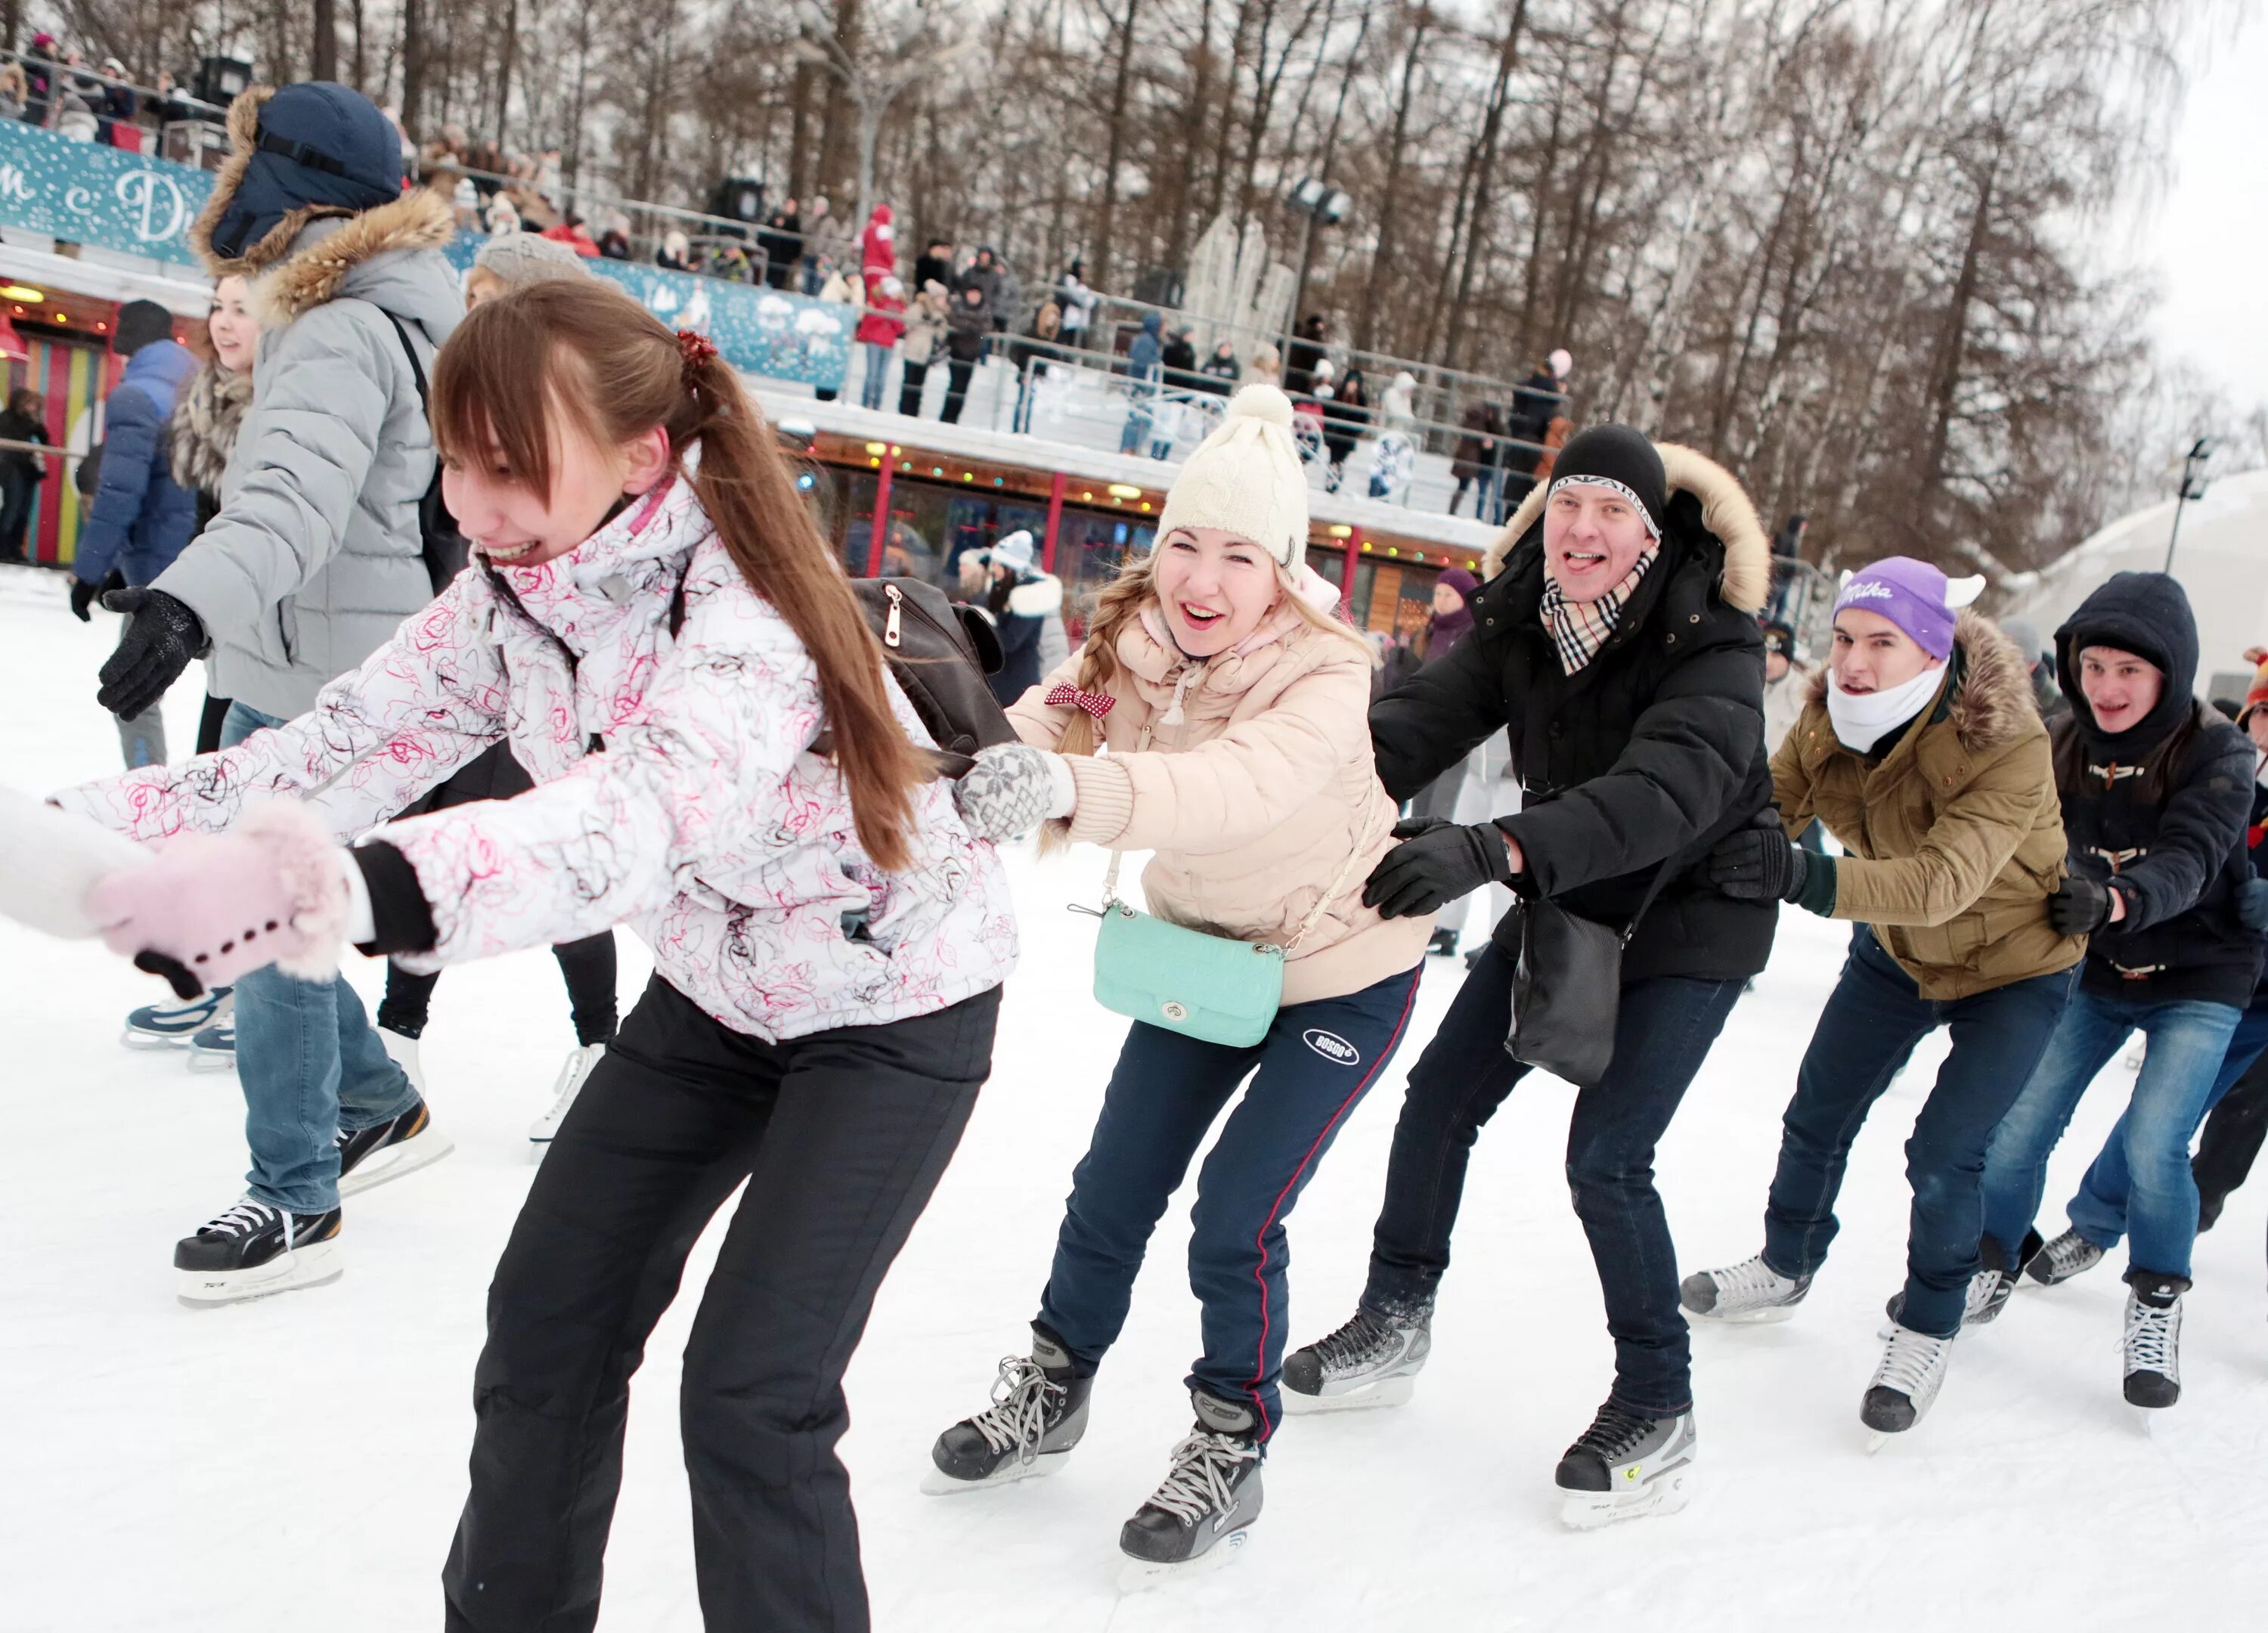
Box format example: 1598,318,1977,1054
925,385,1429,1579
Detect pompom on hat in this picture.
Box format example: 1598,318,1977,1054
1153,383,1309,572
1833,556,1984,662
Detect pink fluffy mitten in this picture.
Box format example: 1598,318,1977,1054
85,802,352,997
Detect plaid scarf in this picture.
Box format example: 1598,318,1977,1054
1540,546,1659,674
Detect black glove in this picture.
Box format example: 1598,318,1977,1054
1706,826,1808,902
2240,876,2268,934
68,569,122,622
2047,877,2114,936
1362,820,1515,920
95,587,205,720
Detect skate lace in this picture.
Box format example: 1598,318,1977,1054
2125,1298,2179,1377
1709,1255,1793,1304
1142,1431,1257,1528
1571,1400,1658,1464
968,1357,1063,1461
1871,1326,1951,1396
1311,1308,1395,1372
2042,1232,2097,1277
200,1198,281,1238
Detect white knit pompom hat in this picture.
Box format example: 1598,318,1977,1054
1153,383,1310,572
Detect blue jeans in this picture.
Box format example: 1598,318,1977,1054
1762,928,2077,1337
1365,947,1746,1418
222,702,418,1214
2060,998,2268,1249
1119,393,1154,454
1983,986,2245,1280
1038,966,1422,1441
859,342,891,410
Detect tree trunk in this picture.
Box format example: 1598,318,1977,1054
1354,6,1431,354
401,0,425,133
789,62,816,200
1164,0,1216,270
1921,150,1997,516
312,0,337,82
1440,0,1529,374
1091,0,1142,293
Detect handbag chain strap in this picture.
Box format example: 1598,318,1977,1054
1096,717,1377,958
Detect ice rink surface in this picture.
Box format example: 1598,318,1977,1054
3,562,2264,1632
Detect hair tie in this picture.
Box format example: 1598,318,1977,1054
676,328,719,391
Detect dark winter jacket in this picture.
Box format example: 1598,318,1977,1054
1368,442,1779,982
1774,614,2084,1000
0,407,48,484
2051,572,2263,1007
1452,401,1502,482
73,339,199,587
945,293,991,364
1160,333,1198,390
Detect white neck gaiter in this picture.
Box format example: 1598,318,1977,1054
1827,662,1947,753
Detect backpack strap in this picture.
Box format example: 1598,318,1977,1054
378,307,431,410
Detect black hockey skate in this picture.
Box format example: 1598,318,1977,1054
1555,1399,1696,1529
925,1325,1092,1494
2123,1270,2187,1410
1880,1235,2024,1334
336,1099,452,1198
1117,1391,1263,1590
175,1198,342,1306
1281,1302,1430,1414
2025,1227,2105,1287
1680,1253,1811,1322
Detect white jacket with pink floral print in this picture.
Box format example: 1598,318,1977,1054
54,476,1019,1041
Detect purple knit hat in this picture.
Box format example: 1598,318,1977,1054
1833,556,1980,662
1438,566,1479,598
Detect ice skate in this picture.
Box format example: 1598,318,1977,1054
925,1326,1092,1494
336,1099,452,1198
1861,1322,1954,1446
378,1025,426,1097
184,1020,236,1073
175,1198,342,1306
530,1043,606,1159
1879,1238,2022,1335
1680,1253,1811,1323
1281,1303,1430,1414
1116,1392,1263,1591
2025,1227,2105,1288
1554,1400,1695,1529
2122,1271,2186,1411
122,986,231,1049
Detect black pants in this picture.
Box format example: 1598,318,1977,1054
1364,944,1743,1417
0,463,34,561
897,358,930,417
940,358,974,423
2197,1043,2268,1222
195,692,234,755
379,744,619,1046
442,975,999,1632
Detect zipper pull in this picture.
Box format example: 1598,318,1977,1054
884,583,903,649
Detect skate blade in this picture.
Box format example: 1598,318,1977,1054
1689,1303,1799,1325
920,1449,1073,1496
178,1241,342,1307
184,1047,237,1074
338,1133,454,1199
122,1027,197,1049
1281,1374,1417,1415
1116,1529,1250,1592
1558,1467,1693,1530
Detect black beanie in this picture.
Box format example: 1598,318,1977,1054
1547,424,1667,539
113,300,175,357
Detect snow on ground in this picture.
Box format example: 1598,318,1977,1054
2,562,2265,1632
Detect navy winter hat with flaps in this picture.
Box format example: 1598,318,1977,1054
203,82,403,265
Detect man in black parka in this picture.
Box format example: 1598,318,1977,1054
1279,425,1778,1529
1980,570,2263,1409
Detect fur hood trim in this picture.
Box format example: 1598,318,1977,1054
247,189,457,327
1802,610,2037,751
1483,441,1771,614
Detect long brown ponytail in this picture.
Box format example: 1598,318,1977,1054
430,279,924,872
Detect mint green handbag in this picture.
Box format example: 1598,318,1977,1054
1086,835,1371,1048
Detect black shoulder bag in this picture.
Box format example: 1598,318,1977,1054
1504,841,1676,1089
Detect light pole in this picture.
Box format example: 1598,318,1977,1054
2164,435,2214,575
792,6,971,233
1281,176,1351,374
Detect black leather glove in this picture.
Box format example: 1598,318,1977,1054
68,569,122,622
1362,820,1516,919
1706,826,1808,902
96,586,205,720
2048,877,2114,936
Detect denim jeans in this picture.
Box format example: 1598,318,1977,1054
858,342,891,410
1119,396,1154,455
1982,985,2245,1280
1038,966,1422,1440
222,702,418,1215
1761,928,2077,1337
1364,946,1744,1418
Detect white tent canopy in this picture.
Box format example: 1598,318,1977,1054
1998,466,2268,705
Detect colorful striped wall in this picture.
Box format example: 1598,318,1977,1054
14,336,120,566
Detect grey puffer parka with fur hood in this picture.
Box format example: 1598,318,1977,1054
149,88,462,718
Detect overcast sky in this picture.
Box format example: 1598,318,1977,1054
2148,16,2268,407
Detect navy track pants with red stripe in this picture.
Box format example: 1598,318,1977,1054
1036,963,1422,1441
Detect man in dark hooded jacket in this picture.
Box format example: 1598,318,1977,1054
1981,571,2263,1411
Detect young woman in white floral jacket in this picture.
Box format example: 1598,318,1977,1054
47,278,1016,1632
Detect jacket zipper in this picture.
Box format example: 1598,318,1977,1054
883,583,903,648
